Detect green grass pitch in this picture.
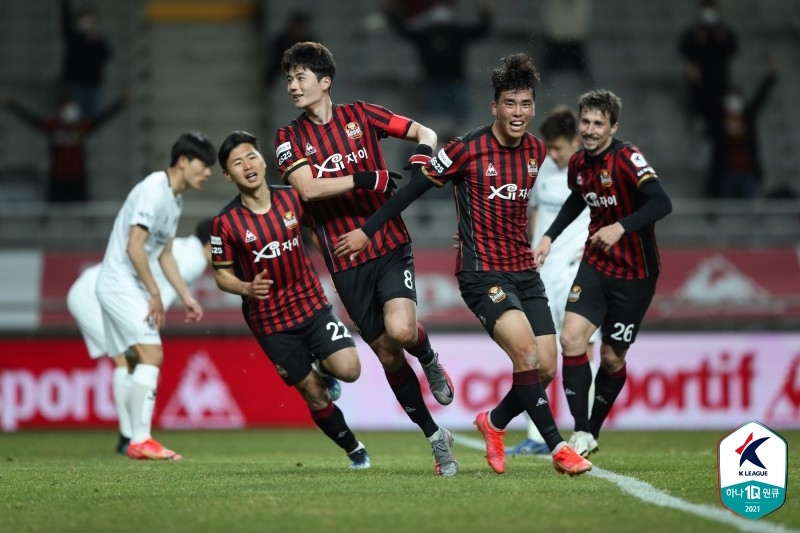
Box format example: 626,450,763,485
1,429,797,532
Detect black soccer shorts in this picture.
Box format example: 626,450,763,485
255,305,355,386
566,260,658,350
456,270,555,338
331,243,417,344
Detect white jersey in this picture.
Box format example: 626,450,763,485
68,235,207,358
95,171,183,354
97,171,183,290
530,156,597,341
530,156,589,269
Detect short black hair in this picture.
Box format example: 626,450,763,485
218,130,261,171
577,89,623,126
169,131,216,167
281,41,336,83
491,53,540,102
539,105,579,141
194,218,213,245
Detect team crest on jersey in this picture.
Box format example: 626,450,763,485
568,285,582,303
528,159,539,178
245,229,257,243
485,163,498,177
600,169,613,187
345,122,363,140
576,173,583,186
282,211,298,229
304,142,317,155
488,286,507,303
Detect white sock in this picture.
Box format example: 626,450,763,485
129,364,160,444
112,367,132,439
427,428,444,444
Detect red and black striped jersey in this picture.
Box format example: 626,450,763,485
274,101,412,274
568,139,662,279
211,185,328,335
422,125,546,273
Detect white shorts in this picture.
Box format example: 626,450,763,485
541,260,601,344
96,280,162,356
67,267,107,358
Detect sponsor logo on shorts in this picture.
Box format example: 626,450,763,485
568,285,582,303
488,286,507,303
274,364,288,379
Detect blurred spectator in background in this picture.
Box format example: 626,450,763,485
60,0,112,117
0,92,127,202
264,11,317,87
705,57,779,199
385,0,492,130
678,0,738,136
539,0,592,83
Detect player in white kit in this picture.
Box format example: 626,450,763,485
67,219,213,454
95,131,216,460
506,107,599,455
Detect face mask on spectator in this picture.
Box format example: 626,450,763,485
60,103,81,123
700,8,720,25
724,95,744,114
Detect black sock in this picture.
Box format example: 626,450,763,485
489,389,525,430
590,364,627,438
512,369,563,451
310,401,358,453
385,359,438,437
405,323,435,366
562,352,593,432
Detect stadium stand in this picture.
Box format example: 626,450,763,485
0,0,798,249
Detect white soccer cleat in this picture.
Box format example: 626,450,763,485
568,431,599,458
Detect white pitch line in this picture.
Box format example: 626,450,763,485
453,433,796,533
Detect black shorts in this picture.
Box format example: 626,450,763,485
456,270,555,338
331,243,417,343
566,261,658,350
255,305,355,386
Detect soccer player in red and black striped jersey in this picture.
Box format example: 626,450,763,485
533,89,673,457
274,42,457,477
334,53,592,477
211,130,370,470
